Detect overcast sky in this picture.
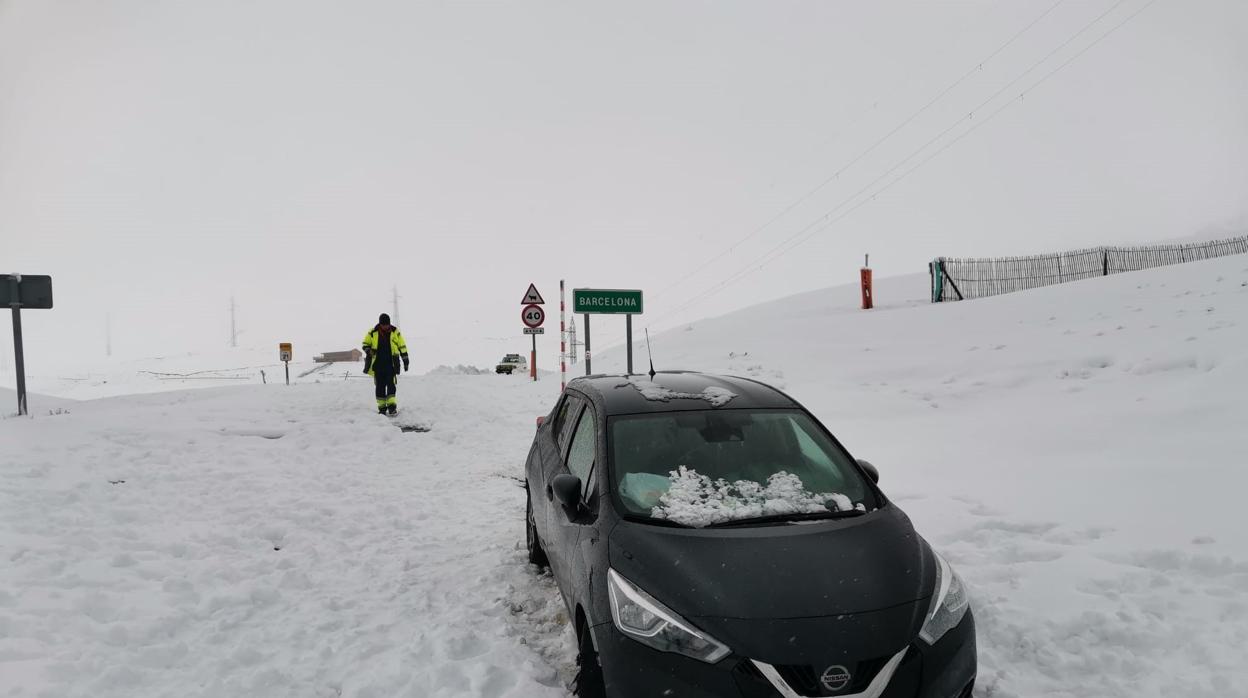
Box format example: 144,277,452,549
2,0,1245,377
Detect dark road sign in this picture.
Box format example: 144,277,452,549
6,274,54,416
1,275,53,309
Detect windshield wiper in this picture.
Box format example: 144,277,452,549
633,516,696,529
706,509,867,528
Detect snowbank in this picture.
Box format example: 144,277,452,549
0,386,77,419
426,364,493,376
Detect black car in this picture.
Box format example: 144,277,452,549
524,372,976,698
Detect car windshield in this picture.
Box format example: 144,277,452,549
609,409,874,527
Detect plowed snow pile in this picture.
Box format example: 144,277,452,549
2,255,1247,697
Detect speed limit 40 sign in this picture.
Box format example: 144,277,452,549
522,304,545,328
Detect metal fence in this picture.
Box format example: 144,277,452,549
930,234,1248,302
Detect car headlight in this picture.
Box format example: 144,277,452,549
607,568,731,663
919,553,970,645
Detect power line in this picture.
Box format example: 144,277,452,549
775,0,1165,268
643,0,1159,333
651,0,1070,301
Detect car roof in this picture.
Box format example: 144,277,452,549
567,371,799,416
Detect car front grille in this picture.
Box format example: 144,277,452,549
772,654,892,696
732,659,788,697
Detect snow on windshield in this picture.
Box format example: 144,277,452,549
649,466,857,528
617,378,737,407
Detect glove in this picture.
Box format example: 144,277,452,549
402,358,410,372
363,358,372,374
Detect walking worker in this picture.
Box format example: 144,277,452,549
362,313,410,415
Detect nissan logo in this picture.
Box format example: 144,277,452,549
819,665,852,692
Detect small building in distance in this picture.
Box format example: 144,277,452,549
314,349,363,363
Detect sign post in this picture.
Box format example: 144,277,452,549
9,278,26,416
559,280,566,391
279,343,293,385
521,284,546,382
625,314,633,374
572,288,643,376
2,274,54,416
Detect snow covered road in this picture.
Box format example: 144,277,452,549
1,376,573,698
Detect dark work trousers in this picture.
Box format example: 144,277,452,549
374,367,397,409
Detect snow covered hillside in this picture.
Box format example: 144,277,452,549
2,254,1246,698
599,255,1248,696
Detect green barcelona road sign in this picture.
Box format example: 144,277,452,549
573,288,643,315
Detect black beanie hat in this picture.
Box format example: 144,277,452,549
379,313,391,325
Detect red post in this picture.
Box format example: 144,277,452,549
860,267,874,310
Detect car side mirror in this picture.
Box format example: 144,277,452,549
857,459,880,484
552,473,584,512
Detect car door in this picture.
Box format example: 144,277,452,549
545,401,600,599
535,393,583,552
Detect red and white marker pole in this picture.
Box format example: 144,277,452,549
560,279,567,392
861,253,874,310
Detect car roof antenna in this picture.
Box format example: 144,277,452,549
645,328,657,380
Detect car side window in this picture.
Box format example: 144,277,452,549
556,395,584,453
551,397,572,437
565,407,596,484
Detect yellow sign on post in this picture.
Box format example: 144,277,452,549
279,343,293,385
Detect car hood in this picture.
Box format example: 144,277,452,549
607,505,934,622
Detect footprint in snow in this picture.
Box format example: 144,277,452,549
443,630,490,661
967,502,1002,517
1045,526,1114,546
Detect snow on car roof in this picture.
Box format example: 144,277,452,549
570,371,795,416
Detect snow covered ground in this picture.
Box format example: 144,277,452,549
3,254,1247,697
1,376,574,698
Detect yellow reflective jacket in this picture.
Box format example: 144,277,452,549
362,325,409,376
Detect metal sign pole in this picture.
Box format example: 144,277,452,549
584,314,591,376
626,314,633,375
12,305,26,416
8,275,27,416
284,361,290,386
531,333,537,382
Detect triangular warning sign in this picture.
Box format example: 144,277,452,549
521,283,545,305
